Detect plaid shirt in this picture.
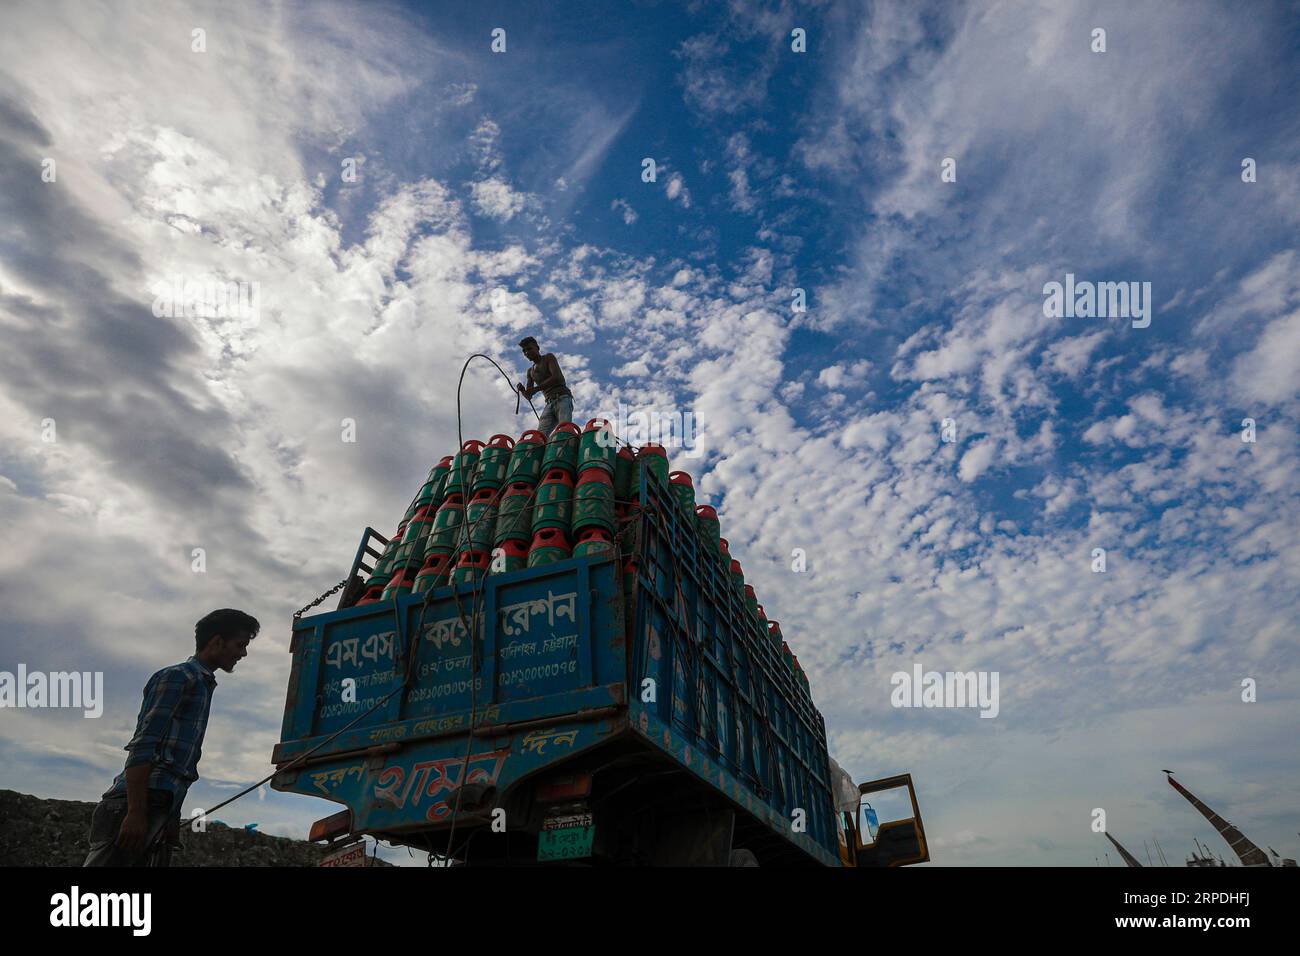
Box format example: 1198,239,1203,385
104,656,217,808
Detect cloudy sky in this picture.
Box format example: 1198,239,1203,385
2,0,1297,866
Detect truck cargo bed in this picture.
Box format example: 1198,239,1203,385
272,465,840,865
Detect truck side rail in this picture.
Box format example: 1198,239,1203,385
627,465,840,864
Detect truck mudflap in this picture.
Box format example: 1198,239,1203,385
274,709,626,834
629,701,842,867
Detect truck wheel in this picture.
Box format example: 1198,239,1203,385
728,849,759,867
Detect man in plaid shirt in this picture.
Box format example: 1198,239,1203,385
84,608,259,866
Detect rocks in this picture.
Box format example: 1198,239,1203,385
0,789,388,866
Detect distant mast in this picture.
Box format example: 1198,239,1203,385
1105,832,1143,868
1166,773,1271,867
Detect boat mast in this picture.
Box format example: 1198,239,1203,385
1105,832,1143,867
1165,772,1271,867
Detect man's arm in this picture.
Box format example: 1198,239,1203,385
116,763,154,852
519,365,538,398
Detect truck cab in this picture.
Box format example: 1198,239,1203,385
836,773,930,867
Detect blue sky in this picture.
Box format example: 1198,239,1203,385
1,0,1298,866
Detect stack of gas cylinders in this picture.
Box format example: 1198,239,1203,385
352,419,810,698
355,420,625,602
660,456,811,699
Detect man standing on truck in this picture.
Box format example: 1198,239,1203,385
517,336,574,436
83,608,259,867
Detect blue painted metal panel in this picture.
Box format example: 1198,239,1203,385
313,562,613,715
272,556,626,819
281,715,619,834
627,465,840,863
274,462,840,864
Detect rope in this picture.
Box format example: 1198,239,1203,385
456,352,541,449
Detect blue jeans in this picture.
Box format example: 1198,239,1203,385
538,395,574,436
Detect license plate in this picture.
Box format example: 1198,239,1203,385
319,841,368,867
538,811,594,861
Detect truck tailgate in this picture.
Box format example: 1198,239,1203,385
271,555,626,831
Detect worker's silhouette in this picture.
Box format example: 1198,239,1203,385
84,609,259,866
517,336,573,436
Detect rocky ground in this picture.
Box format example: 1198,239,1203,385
0,789,388,866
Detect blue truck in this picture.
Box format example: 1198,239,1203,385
271,466,928,866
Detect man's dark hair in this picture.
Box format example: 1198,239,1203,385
518,336,538,349
195,609,260,652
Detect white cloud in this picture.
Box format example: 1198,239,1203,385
958,439,997,482
816,359,871,390
468,117,503,172
613,358,650,377
610,197,638,225
1231,309,1300,405
800,1,1288,331
470,176,529,221
665,171,691,207
445,82,477,106
1045,331,1108,379
725,132,758,213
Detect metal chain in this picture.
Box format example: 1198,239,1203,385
293,578,350,622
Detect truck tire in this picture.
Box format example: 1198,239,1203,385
728,849,759,867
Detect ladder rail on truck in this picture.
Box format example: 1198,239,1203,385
271,463,927,866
